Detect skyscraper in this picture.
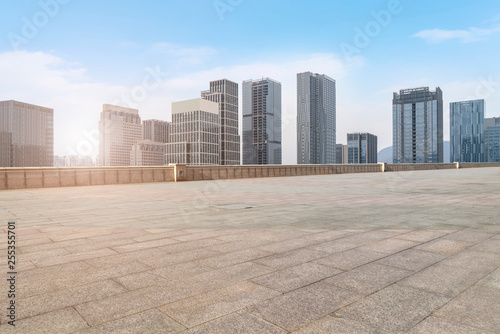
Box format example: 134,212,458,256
347,133,378,164
130,140,166,166
99,104,142,166
484,116,500,129
485,117,500,162
142,119,170,143
165,98,219,165
201,79,240,165
242,78,282,165
450,99,485,162
335,144,348,164
0,100,53,167
129,119,170,167
297,72,336,164
392,87,443,163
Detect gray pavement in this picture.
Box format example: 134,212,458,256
0,167,499,333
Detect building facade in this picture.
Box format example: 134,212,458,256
53,155,66,167
201,79,240,165
347,133,378,164
99,104,142,166
63,155,94,167
242,78,282,165
297,72,336,164
393,87,443,163
485,117,500,162
142,119,170,143
335,144,348,164
0,100,53,167
130,140,166,166
450,99,485,162
484,116,500,129
165,98,219,165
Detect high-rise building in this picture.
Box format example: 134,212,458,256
99,104,142,166
165,98,219,165
450,99,485,162
130,140,166,166
392,87,443,163
63,155,94,167
242,78,282,165
53,155,66,167
485,117,500,162
347,133,378,164
297,72,336,164
0,100,53,167
201,79,240,165
484,116,500,129
335,144,348,164
142,119,170,143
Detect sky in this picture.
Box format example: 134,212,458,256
1,0,499,164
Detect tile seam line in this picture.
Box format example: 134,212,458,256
67,306,186,333
161,306,291,333
405,281,500,333
318,233,487,309
71,305,91,329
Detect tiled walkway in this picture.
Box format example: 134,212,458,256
1,168,499,333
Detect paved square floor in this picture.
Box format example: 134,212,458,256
1,168,499,333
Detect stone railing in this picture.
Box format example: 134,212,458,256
0,166,175,190
457,162,500,168
180,164,381,181
383,163,457,172
0,162,499,190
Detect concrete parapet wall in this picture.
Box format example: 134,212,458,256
0,162,499,190
459,162,500,168
184,164,382,182
0,166,176,190
384,163,457,172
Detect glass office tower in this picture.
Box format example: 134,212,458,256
297,72,336,164
201,79,240,165
450,99,485,162
347,133,378,164
392,87,443,163
485,117,500,162
242,78,282,165
335,144,347,164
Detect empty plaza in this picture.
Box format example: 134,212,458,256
1,167,499,333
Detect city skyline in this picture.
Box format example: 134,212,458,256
0,1,499,164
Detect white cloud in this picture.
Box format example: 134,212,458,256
412,26,500,43
149,42,217,65
482,14,500,24
0,51,129,158
119,41,139,48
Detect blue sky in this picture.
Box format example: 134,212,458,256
1,0,499,163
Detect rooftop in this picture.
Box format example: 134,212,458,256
1,168,499,333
